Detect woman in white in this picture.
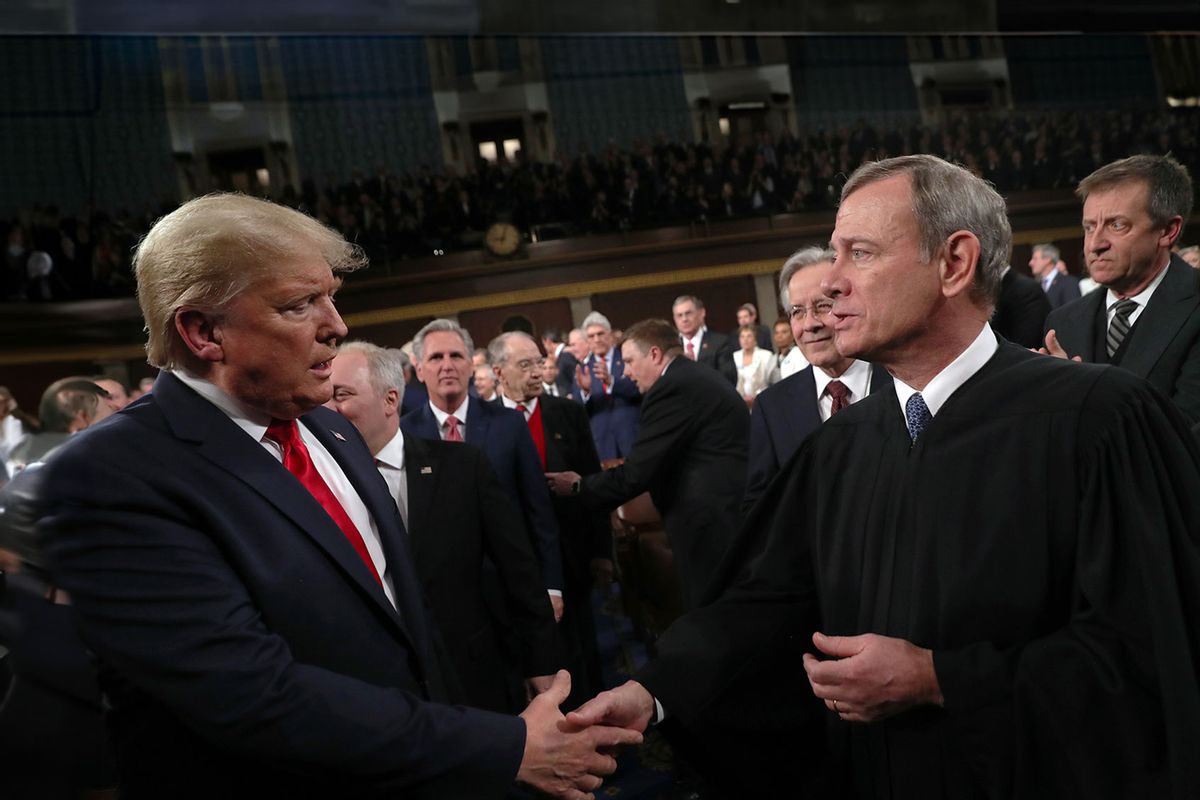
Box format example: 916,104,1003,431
733,325,776,406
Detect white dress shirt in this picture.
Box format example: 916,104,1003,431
374,429,409,532
813,359,874,422
498,394,538,420
680,327,706,360
892,324,998,419
429,397,469,440
1104,257,1169,328
173,370,397,608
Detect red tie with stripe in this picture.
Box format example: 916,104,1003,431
265,419,382,586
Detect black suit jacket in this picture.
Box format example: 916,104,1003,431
402,434,559,713
554,347,579,399
743,362,892,513
578,357,749,608
1043,271,1082,309
40,373,524,799
401,397,564,589
692,329,737,385
1045,254,1200,426
993,269,1051,349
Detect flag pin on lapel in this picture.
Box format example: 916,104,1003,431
332,430,346,441
421,466,433,474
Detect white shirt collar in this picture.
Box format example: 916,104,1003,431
893,324,998,418
813,359,872,402
374,428,405,471
499,393,538,416
681,327,706,350
172,370,273,441
1104,257,1169,324
428,396,469,429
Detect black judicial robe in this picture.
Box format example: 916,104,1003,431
639,341,1200,799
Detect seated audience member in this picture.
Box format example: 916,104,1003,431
570,312,641,460
329,340,560,714
37,193,637,799
732,324,776,405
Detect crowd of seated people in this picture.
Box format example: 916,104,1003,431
3,107,1198,302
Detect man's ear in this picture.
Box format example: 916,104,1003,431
1159,215,1183,249
383,387,400,417
175,307,225,363
939,231,981,299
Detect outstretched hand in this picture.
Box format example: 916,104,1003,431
563,680,656,735
801,632,943,723
517,671,643,799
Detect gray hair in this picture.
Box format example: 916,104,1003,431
1077,154,1193,236
1033,243,1060,261
412,318,474,361
778,245,837,309
581,311,612,332
134,193,367,370
339,341,407,405
841,154,1011,308
671,294,705,310
488,331,539,366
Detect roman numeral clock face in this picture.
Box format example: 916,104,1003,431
485,222,521,257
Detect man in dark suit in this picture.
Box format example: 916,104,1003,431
744,247,890,512
35,194,636,799
733,303,773,351
549,319,749,610
1030,242,1081,309
400,319,566,617
991,265,1051,349
570,312,641,461
1043,154,1200,427
329,340,561,714
491,331,612,709
673,294,736,384
540,326,577,398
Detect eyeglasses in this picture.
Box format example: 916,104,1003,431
788,301,834,321
511,359,542,373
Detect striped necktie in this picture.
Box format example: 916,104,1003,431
1106,299,1138,358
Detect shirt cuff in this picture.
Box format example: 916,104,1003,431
652,697,665,725
546,589,563,598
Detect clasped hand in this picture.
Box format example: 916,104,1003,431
517,671,644,799
801,632,943,723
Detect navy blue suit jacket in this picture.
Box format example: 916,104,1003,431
570,348,641,461
1043,272,1082,310
400,397,564,589
40,372,523,798
743,362,892,513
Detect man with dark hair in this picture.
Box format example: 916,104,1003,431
1044,154,1200,426
548,318,749,610
37,194,637,799
672,295,736,385
570,155,1200,799
733,302,772,351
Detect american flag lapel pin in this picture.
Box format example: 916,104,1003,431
332,430,347,441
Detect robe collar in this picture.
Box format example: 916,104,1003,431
892,324,998,418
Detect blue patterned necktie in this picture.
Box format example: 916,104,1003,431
905,392,932,443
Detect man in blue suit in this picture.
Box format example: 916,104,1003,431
570,311,641,461
744,246,890,512
36,194,636,799
400,319,566,616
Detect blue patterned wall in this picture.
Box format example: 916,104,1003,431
279,36,442,182
0,36,175,217
787,37,920,129
542,36,692,153
1007,36,1158,110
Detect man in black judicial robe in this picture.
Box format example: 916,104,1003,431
567,155,1200,799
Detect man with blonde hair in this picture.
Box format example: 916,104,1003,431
38,194,638,799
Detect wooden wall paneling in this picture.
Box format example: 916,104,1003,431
457,298,574,352
591,276,758,333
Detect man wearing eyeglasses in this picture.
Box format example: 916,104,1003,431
742,246,890,512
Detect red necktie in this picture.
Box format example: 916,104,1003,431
518,402,547,469
826,380,850,416
443,415,464,442
265,419,382,586
686,340,696,360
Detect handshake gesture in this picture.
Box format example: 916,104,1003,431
517,672,654,799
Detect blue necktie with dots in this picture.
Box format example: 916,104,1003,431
905,392,932,443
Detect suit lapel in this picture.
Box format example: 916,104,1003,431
1055,290,1105,361
402,437,435,559
464,397,489,447
539,398,570,472
1121,257,1199,378
789,368,821,445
